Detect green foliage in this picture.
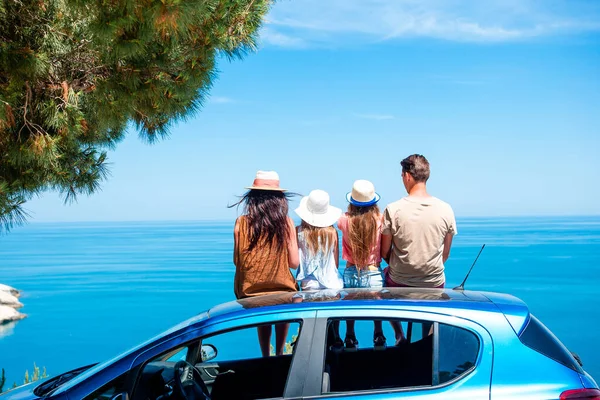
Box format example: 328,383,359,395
0,0,272,232
24,362,48,384
0,364,48,393
269,333,298,356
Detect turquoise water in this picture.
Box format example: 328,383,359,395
0,217,599,387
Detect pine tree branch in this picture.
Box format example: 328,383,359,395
0,0,274,228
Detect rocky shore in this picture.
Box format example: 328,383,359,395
0,284,26,324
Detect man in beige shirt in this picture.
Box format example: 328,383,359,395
381,154,457,344
381,154,457,288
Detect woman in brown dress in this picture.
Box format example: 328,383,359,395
232,171,299,356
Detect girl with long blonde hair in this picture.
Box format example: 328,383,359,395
337,180,386,350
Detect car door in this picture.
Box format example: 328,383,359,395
193,310,316,400
301,308,492,399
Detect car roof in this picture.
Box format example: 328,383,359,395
204,288,530,333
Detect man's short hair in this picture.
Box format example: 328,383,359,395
401,154,430,182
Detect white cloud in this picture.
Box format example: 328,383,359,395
260,27,308,48
355,114,395,121
210,96,235,104
261,0,600,47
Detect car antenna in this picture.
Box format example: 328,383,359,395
453,244,486,291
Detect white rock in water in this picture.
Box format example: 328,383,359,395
0,320,18,339
0,283,20,297
0,290,23,308
0,305,26,324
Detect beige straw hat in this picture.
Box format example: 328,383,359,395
245,170,287,191
346,180,381,206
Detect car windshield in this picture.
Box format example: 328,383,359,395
50,311,209,396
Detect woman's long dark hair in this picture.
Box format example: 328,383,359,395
229,190,294,252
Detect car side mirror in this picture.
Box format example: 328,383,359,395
201,344,217,362
110,393,129,400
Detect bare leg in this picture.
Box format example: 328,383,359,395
346,320,356,337
275,323,290,355
344,320,359,349
257,325,272,357
390,321,406,344
373,320,383,336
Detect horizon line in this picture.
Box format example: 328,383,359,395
16,214,600,225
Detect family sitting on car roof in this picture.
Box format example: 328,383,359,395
231,154,457,357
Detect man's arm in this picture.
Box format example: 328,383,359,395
442,232,453,264
381,233,393,265
380,207,394,265
443,205,458,264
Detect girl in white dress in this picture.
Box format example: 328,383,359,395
294,190,344,349
295,190,343,290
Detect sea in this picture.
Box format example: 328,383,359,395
0,216,599,388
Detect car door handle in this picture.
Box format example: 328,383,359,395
202,367,219,378
216,369,235,377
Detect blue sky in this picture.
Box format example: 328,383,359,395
26,0,600,222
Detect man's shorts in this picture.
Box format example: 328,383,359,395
383,267,445,288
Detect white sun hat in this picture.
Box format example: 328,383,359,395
245,170,287,191
295,190,342,228
346,179,381,206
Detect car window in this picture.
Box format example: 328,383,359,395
199,321,302,400
166,347,188,362
322,318,479,394
204,322,300,362
519,314,582,372
438,322,479,384
82,373,127,400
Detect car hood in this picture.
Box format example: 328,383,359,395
0,379,45,399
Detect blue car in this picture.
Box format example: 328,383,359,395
1,288,598,400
